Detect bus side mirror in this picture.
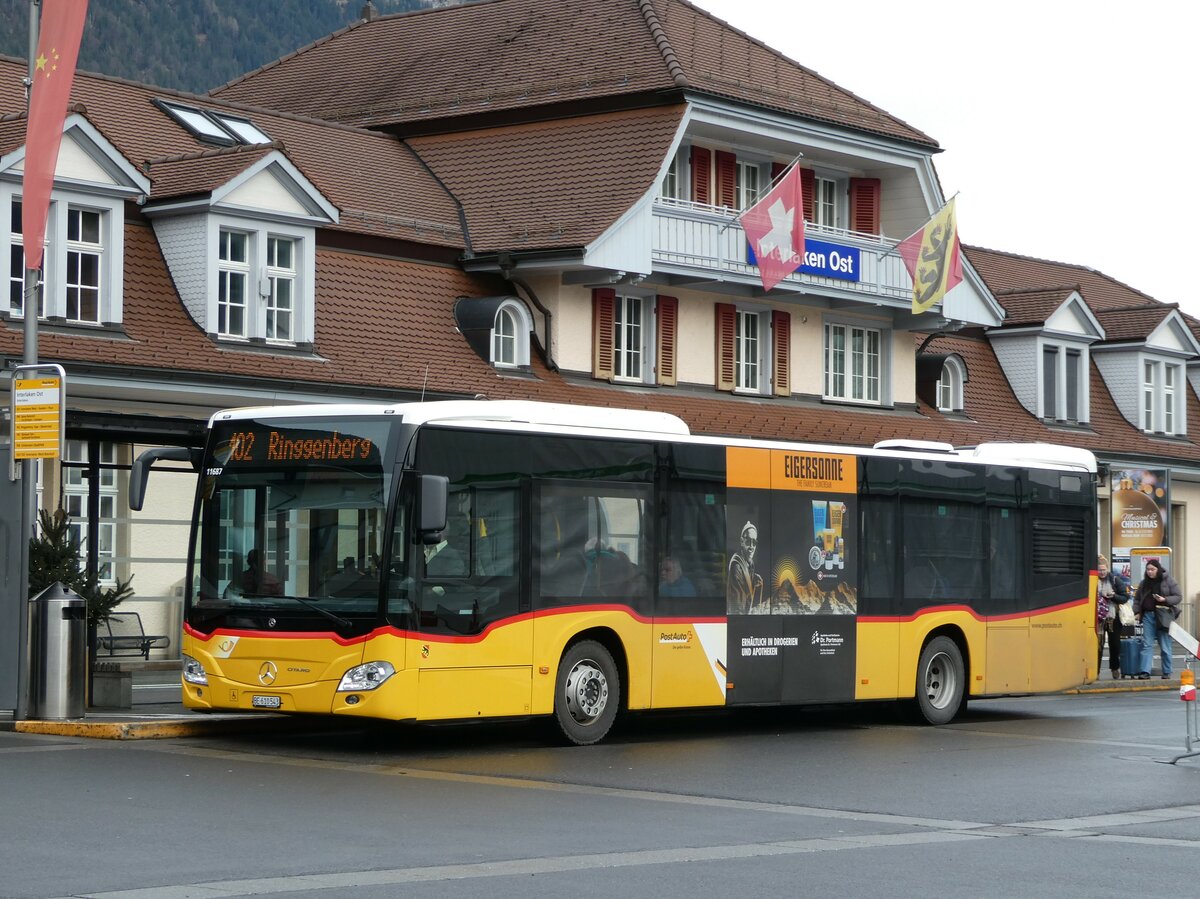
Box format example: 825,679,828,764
417,474,449,544
129,446,201,511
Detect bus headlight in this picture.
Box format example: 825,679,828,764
338,661,396,692
182,654,208,686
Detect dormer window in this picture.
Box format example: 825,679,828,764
1041,342,1087,424
490,298,532,368
210,221,309,345
1143,358,1185,435
157,100,271,146
937,357,966,412
3,190,125,327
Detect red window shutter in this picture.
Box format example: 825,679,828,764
592,288,615,380
849,177,881,234
716,150,737,209
656,295,678,386
715,303,736,392
772,310,791,397
771,162,786,181
691,146,711,205
800,167,816,222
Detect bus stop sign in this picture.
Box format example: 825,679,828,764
10,363,65,478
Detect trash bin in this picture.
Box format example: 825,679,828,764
30,582,86,719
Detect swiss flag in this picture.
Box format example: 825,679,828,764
22,0,89,272
741,165,805,292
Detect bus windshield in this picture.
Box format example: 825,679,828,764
187,415,398,634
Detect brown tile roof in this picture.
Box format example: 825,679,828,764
0,112,25,156
1093,304,1176,342
212,0,935,147
145,144,277,201
991,286,1078,328
0,57,465,249
917,331,1200,464
408,105,685,252
965,245,1160,311
650,0,934,145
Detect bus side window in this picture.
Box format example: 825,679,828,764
860,497,895,605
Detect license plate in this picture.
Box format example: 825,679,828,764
251,695,281,709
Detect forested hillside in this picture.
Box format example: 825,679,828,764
0,0,427,94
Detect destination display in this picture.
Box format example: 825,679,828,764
208,419,389,471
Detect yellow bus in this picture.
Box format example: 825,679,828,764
132,400,1098,744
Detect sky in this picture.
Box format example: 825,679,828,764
697,0,1198,316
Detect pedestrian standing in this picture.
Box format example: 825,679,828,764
1096,555,1129,678
1133,558,1182,679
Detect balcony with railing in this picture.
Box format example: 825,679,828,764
652,197,912,302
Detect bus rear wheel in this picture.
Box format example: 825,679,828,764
554,640,620,745
915,636,965,725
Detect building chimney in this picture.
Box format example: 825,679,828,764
361,2,378,21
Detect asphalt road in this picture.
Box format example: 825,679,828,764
4,690,1200,899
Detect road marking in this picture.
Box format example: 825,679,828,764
43,742,1200,898
55,819,1200,899
59,831,994,899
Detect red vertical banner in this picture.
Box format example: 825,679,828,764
22,0,89,271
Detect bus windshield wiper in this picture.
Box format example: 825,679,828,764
251,594,354,630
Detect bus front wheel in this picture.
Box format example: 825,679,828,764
554,640,620,745
915,636,965,725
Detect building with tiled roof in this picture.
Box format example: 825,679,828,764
2,0,1199,706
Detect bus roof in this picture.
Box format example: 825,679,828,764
209,400,1096,473
209,399,691,437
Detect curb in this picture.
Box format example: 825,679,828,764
8,713,303,740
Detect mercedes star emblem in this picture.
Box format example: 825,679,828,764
258,661,278,686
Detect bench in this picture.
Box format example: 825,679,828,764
97,611,170,660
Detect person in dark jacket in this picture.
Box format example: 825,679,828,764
1096,554,1129,678
1133,557,1182,679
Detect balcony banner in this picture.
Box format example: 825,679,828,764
1110,467,1170,582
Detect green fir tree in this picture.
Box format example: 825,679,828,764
28,509,133,630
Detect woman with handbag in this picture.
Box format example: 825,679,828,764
1133,557,1182,679
1096,555,1129,677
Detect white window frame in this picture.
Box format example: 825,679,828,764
614,293,655,383
937,357,965,412
1039,339,1089,424
660,156,679,200
734,307,773,395
217,229,250,338
2,186,125,327
735,160,762,211
824,320,883,405
813,174,843,229
63,440,119,586
265,235,295,342
65,207,102,324
208,215,312,345
1142,356,1186,435
490,298,532,368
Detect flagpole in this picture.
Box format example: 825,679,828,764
717,152,804,234
15,0,41,722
